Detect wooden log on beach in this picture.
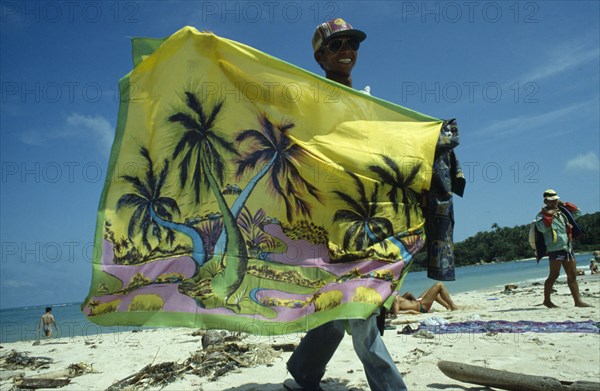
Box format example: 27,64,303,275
437,360,600,391
15,378,71,389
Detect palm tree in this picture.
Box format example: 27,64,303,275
332,171,393,251
168,91,247,301
211,114,323,256
234,114,322,222
368,154,422,229
169,92,238,202
116,147,179,253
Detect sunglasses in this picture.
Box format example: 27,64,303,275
323,38,360,53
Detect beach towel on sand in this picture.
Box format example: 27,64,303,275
82,27,446,335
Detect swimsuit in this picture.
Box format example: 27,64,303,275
417,298,428,313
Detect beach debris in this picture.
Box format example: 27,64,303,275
67,362,95,376
503,284,518,294
438,360,600,390
108,331,282,389
404,347,432,365
6,361,95,390
398,324,416,334
530,337,544,346
0,350,53,370
413,330,435,339
14,377,71,389
271,342,297,352
107,361,183,390
200,330,232,349
191,333,281,379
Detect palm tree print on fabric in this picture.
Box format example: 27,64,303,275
332,171,393,251
234,113,323,222
168,91,248,301
333,171,411,260
116,147,179,253
368,154,422,229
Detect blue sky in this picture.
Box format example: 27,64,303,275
1,1,598,309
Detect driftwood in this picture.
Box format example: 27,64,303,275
3,360,94,390
438,360,600,391
23,362,94,380
14,378,71,389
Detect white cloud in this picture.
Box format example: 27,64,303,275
65,113,114,153
565,152,600,172
18,130,47,146
522,37,600,82
476,101,591,138
19,113,114,154
0,279,35,289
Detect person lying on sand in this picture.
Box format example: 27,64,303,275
391,282,459,315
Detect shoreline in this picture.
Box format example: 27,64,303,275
1,274,598,390
1,251,595,312
1,260,593,345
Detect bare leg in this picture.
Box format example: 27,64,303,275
434,284,458,310
544,260,561,308
420,282,458,311
434,296,451,310
418,283,441,310
562,256,591,307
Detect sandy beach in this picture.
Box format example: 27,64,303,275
1,274,598,391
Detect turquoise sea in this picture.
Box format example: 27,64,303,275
1,253,596,343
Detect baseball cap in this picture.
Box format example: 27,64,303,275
543,189,560,201
312,18,367,52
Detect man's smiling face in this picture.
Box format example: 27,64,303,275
314,35,358,76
